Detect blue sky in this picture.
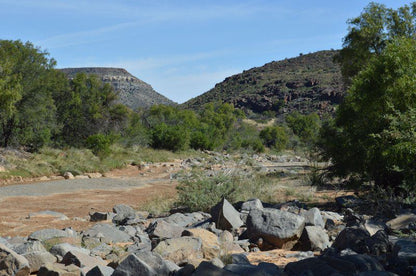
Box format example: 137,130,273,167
0,0,412,103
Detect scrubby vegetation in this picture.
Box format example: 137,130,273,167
1,2,416,203
0,39,316,164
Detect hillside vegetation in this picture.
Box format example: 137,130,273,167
183,50,344,117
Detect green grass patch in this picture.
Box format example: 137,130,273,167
176,169,284,212
0,145,202,179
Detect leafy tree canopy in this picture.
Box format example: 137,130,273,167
335,2,416,85
319,37,416,192
0,40,65,150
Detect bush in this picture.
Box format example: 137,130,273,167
151,123,189,151
85,134,113,157
241,138,265,153
190,130,213,150
286,112,320,145
176,170,285,212
176,172,239,212
259,126,288,151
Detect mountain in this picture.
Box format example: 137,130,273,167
59,67,175,110
182,50,345,117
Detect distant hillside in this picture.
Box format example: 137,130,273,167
59,67,175,110
183,50,345,117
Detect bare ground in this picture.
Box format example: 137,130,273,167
0,164,179,237
0,160,352,268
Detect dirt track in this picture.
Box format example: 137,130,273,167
0,164,180,237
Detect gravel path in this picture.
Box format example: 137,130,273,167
0,177,165,198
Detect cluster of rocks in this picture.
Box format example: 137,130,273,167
176,152,309,181
0,196,415,275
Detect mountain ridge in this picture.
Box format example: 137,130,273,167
182,50,345,117
59,67,175,110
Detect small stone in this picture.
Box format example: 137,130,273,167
63,172,74,179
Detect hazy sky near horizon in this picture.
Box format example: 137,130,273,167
0,0,411,103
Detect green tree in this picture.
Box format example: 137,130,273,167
286,112,320,145
335,2,416,85
55,73,128,147
259,126,288,151
0,40,64,150
319,37,416,191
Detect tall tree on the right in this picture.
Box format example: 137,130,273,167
319,2,416,194
335,2,416,85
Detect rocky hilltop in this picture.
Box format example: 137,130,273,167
59,67,175,110
183,50,344,117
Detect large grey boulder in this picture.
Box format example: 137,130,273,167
12,241,56,273
285,253,385,276
246,208,305,249
61,250,107,272
294,226,331,251
210,198,244,231
146,220,185,240
38,263,80,276
86,265,114,276
332,227,370,253
112,253,170,276
126,235,152,253
153,237,203,265
163,212,209,228
321,211,343,223
135,251,172,275
0,242,30,276
112,204,136,225
191,261,238,276
301,207,325,228
241,199,263,212
23,251,56,273
50,242,91,258
391,238,416,273
83,223,132,243
224,262,282,276
90,212,108,222
284,257,340,276
11,241,45,254
28,228,77,241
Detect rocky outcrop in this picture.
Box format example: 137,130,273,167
59,67,175,110
183,50,344,118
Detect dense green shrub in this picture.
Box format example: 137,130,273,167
259,126,288,151
225,121,262,152
241,138,265,153
151,123,189,151
85,134,113,157
190,129,213,150
286,112,320,145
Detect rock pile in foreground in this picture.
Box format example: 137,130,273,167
0,197,415,275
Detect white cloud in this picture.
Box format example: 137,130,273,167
35,22,138,49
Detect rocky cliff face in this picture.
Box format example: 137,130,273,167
59,67,175,110
183,50,345,117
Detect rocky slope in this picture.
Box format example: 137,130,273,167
60,67,175,110
183,50,344,117
0,195,414,275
